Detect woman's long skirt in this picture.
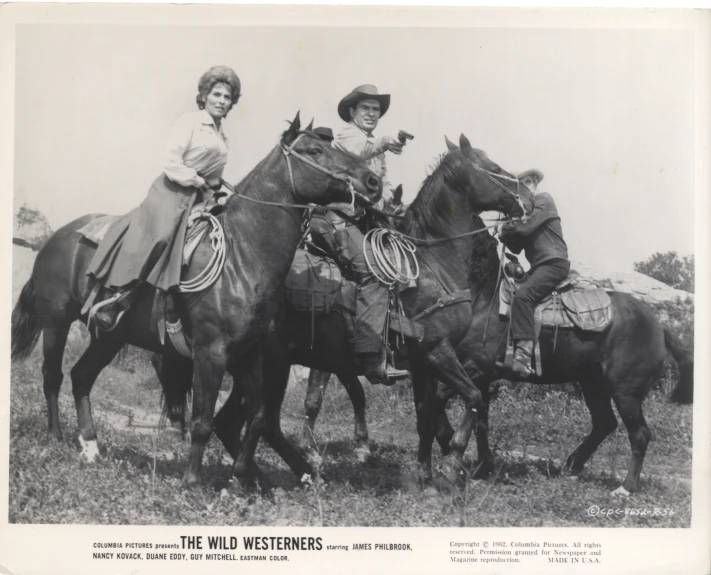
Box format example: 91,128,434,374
87,174,198,292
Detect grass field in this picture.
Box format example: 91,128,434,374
8,336,693,527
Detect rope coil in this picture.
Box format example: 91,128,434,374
179,213,226,293
364,228,420,286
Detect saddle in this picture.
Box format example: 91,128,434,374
77,200,223,267
285,248,429,352
498,256,614,376
78,201,225,357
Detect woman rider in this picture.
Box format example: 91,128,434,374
87,66,241,330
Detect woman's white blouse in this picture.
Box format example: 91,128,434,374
164,109,229,189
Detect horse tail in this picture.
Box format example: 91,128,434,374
11,278,42,362
664,327,693,404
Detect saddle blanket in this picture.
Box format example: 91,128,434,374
77,207,213,268
500,278,613,332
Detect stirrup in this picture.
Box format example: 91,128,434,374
88,293,125,332
386,366,409,380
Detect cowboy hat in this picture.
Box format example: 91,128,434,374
517,168,544,186
313,127,334,142
337,84,390,123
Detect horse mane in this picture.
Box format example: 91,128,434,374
398,148,502,293
223,123,316,210
468,214,501,293
400,151,473,239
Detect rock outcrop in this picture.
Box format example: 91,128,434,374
13,203,53,251
13,203,55,304
570,259,693,305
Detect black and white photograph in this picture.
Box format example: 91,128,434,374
1,4,710,574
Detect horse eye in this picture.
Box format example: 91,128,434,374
307,147,322,156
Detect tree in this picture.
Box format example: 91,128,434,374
634,251,694,293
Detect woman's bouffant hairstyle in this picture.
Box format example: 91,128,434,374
196,66,241,114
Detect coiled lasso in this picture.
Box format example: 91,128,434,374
179,213,226,293
363,228,420,286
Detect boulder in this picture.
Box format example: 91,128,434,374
13,203,53,251
570,259,693,305
12,244,37,304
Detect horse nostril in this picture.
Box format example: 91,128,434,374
366,175,381,192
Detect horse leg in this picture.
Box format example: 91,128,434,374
299,369,331,454
562,373,618,476
152,353,193,441
411,360,436,485
182,342,227,489
611,392,652,496
213,381,247,460
70,335,124,462
232,351,268,480
434,383,455,456
339,370,370,461
471,380,493,478
423,340,484,484
212,379,273,490
259,345,315,481
41,319,71,441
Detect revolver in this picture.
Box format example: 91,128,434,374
398,130,415,144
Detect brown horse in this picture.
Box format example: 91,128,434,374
10,113,382,488
194,137,692,496
151,134,526,484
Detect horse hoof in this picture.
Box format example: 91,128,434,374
472,461,494,480
611,485,631,497
354,445,371,462
78,437,100,463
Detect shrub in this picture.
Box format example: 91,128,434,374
634,251,694,293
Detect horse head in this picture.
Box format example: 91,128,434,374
445,134,525,218
281,112,382,209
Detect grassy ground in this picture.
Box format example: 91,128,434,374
8,338,693,527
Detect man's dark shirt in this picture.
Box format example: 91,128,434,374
500,192,569,268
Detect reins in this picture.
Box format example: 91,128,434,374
182,132,369,294
388,217,520,247
219,132,369,211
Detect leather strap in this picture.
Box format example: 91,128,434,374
411,289,472,322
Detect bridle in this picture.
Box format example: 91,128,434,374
223,132,376,211
468,161,529,222
279,132,376,211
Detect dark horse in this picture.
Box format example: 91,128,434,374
10,113,382,488
151,134,526,483
182,136,692,496
287,160,695,495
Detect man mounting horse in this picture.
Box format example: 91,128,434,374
497,168,570,377
309,84,411,384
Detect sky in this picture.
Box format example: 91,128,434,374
13,23,696,272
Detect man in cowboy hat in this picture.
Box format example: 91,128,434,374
498,168,570,377
333,84,405,205
308,85,410,385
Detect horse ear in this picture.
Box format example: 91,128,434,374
393,184,403,204
459,133,472,150
445,136,459,152
305,118,314,132
284,111,301,145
